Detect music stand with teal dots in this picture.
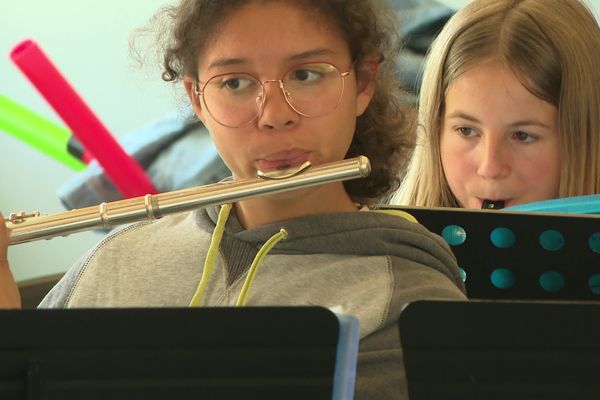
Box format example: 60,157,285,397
384,205,600,300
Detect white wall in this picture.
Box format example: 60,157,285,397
0,1,176,281
2,0,600,282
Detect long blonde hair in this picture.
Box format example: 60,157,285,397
393,0,600,207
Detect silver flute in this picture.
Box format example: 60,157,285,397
5,156,370,245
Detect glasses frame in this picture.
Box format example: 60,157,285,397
194,61,352,128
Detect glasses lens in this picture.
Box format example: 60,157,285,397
201,73,262,127
200,63,345,127
283,63,344,117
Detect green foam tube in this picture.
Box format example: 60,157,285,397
0,94,85,171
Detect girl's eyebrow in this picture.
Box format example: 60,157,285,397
507,120,552,129
446,111,552,129
207,48,337,71
207,57,248,70
446,111,480,123
288,48,336,62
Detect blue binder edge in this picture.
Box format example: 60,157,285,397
505,194,600,214
332,313,360,400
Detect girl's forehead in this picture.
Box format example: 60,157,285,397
198,2,350,72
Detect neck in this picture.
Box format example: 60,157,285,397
235,182,358,229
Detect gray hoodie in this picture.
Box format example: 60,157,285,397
40,206,466,399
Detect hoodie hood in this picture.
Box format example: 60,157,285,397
199,205,465,292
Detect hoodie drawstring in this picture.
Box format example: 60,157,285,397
236,227,287,306
370,208,418,223
188,203,232,307
189,204,287,307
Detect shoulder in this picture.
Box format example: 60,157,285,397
86,210,211,272
105,209,210,248
39,210,212,308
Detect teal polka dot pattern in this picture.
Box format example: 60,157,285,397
589,233,600,254
589,274,600,295
490,227,515,249
539,271,565,292
490,268,515,289
382,205,600,300
539,230,565,251
442,225,467,246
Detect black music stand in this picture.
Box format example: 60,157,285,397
399,300,600,400
385,206,600,301
0,306,359,400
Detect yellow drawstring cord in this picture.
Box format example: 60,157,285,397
235,228,287,306
189,203,232,307
189,204,287,307
370,208,418,223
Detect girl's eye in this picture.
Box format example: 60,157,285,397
223,77,254,91
456,127,477,137
289,68,321,83
210,75,257,93
513,131,536,143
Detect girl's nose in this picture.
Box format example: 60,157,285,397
476,136,511,180
256,80,299,131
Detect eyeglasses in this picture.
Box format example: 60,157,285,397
194,62,351,128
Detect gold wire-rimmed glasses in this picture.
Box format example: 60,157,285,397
194,62,351,128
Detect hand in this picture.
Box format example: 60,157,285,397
0,213,22,308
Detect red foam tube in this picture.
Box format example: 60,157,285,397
10,39,157,198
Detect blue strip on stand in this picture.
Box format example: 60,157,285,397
332,313,360,400
505,194,600,214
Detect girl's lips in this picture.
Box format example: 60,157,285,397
256,150,311,171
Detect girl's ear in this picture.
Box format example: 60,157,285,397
354,57,380,117
183,76,207,125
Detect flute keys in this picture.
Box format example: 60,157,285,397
5,211,40,223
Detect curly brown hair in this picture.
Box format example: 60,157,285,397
148,0,414,203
